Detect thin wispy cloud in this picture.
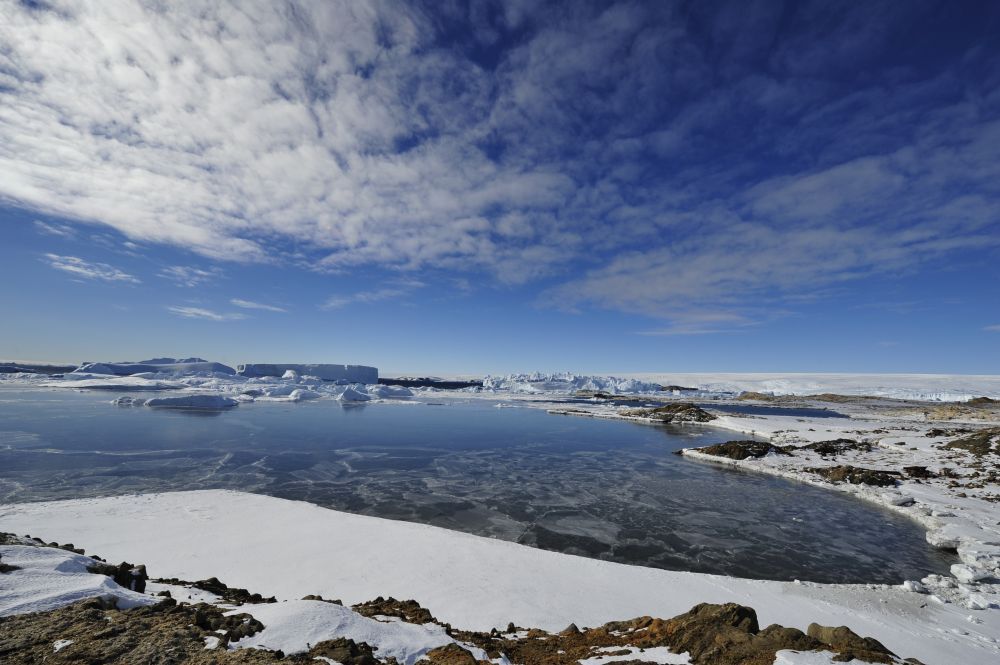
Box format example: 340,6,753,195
231,298,286,313
2,1,997,327
159,265,224,288
321,279,424,310
985,325,1000,333
33,220,75,238
43,254,139,284
166,306,246,322
637,312,759,336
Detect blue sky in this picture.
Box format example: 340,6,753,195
0,0,998,375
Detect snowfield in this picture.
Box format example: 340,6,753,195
2,489,999,664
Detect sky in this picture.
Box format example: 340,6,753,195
0,0,998,376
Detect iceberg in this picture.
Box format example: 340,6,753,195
337,386,371,402
237,363,377,383
73,360,236,376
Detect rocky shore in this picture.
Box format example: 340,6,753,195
1,535,912,664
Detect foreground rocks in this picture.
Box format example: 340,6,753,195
692,440,790,460
0,594,912,665
0,535,922,664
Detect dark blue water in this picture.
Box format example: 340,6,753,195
0,387,951,583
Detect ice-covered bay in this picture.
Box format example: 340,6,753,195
0,385,951,583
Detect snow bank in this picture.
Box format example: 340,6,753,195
482,373,663,394
0,545,157,617
237,364,377,383
227,599,457,664
2,490,997,665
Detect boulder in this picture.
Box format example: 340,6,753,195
806,623,896,663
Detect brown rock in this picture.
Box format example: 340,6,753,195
807,623,896,663
418,643,480,664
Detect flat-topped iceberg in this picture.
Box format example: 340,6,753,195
237,363,377,383
73,360,236,376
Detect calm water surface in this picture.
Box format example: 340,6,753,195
0,386,952,583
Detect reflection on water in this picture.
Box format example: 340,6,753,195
0,387,952,583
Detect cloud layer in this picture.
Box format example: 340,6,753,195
4,1,999,328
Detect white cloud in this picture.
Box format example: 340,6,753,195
231,298,286,313
321,279,424,309
637,312,758,336
167,306,246,321
159,265,224,287
985,325,1000,333
33,220,75,238
43,254,140,284
3,2,998,324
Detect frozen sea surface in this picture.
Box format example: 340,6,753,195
0,386,951,583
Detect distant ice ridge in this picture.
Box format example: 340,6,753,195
616,373,1000,402
237,363,377,383
482,373,663,394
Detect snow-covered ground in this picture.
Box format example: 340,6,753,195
616,372,1000,402
1,489,998,664
0,541,156,616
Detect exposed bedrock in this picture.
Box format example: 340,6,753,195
621,402,716,423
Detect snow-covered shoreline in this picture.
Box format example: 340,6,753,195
2,489,999,664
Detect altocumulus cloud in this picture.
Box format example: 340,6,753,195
43,254,140,284
3,2,1000,330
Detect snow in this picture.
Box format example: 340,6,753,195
0,545,157,617
617,372,1000,401
577,646,689,664
226,599,460,664
771,651,841,665
145,581,223,605
2,490,998,664
53,639,74,652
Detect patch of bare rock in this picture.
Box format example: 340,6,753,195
621,403,716,423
